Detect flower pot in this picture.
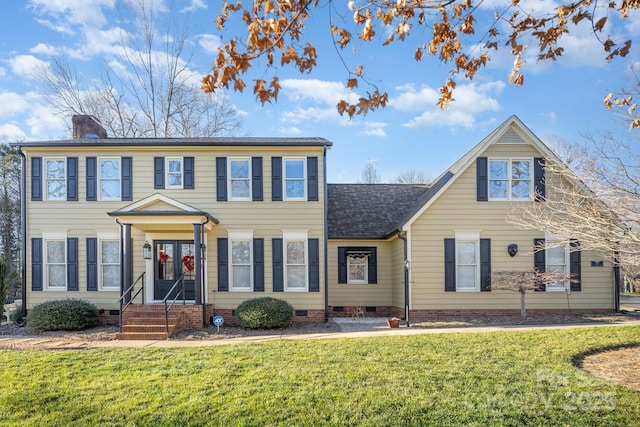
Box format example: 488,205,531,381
387,318,401,328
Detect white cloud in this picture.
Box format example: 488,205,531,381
540,111,557,121
391,81,504,130
358,122,387,137
29,0,116,32
198,34,221,55
0,67,6,79
0,123,27,142
281,78,359,106
182,0,207,12
25,102,67,140
0,91,31,117
10,55,49,79
30,43,59,56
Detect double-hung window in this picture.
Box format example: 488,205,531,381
45,158,66,200
166,157,183,189
99,158,121,200
284,232,307,290
489,158,532,200
347,255,368,284
44,233,66,290
100,239,120,290
284,158,306,200
229,158,251,200
545,239,570,291
229,232,252,290
456,233,479,291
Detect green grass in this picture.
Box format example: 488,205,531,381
2,327,640,426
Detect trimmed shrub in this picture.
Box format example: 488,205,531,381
10,303,24,324
26,299,99,332
236,297,293,329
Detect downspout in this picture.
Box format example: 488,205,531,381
17,147,27,319
323,146,329,322
115,218,124,300
397,228,410,327
613,250,621,312
200,216,210,327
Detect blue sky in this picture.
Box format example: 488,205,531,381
0,0,638,183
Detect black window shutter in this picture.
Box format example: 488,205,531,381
217,238,228,291
32,238,43,291
480,238,491,291
67,157,78,201
309,238,320,292
86,238,98,291
570,240,581,292
122,157,132,201
444,238,456,291
154,157,165,189
216,157,227,201
307,156,318,201
272,238,283,291
86,157,97,201
534,238,546,291
476,157,488,202
368,246,378,284
534,157,545,202
31,157,42,201
252,157,263,201
67,238,78,291
338,247,347,284
253,238,264,292
272,157,282,201
184,157,195,189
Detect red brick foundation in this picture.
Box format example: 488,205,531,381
407,308,614,321
206,306,325,326
328,305,395,318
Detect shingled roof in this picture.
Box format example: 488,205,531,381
327,172,454,239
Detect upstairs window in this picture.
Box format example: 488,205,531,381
166,158,183,189
99,158,121,200
284,158,306,200
489,159,532,200
45,158,66,200
229,158,251,200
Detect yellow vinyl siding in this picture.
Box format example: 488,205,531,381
327,240,392,307
23,146,327,311
408,140,615,311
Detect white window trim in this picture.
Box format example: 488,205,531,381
98,233,120,291
44,157,66,201
283,157,306,201
229,231,253,291
165,157,184,190
228,157,252,201
283,230,308,291
98,157,121,201
347,254,369,284
544,235,571,292
455,232,480,292
488,157,533,201
43,231,67,291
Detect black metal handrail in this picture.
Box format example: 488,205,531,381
119,272,145,333
162,274,186,334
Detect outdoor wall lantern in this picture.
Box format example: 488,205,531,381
143,241,152,260
508,244,518,257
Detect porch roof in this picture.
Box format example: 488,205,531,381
107,210,218,232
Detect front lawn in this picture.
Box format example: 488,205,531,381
1,326,640,426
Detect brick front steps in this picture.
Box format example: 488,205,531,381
117,305,185,340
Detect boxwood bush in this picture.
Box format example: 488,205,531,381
26,299,99,332
236,297,293,329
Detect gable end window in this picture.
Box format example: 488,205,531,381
477,157,545,202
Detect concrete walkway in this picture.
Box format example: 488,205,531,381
3,319,640,350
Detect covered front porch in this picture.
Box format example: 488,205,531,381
108,194,218,338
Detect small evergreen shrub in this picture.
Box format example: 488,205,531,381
10,303,24,324
236,297,293,329
26,299,99,332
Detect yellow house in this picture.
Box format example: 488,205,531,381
13,115,619,336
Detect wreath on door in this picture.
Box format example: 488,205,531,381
159,253,169,264
182,255,195,271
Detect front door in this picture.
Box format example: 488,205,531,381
154,240,196,301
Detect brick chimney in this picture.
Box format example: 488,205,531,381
72,115,107,140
